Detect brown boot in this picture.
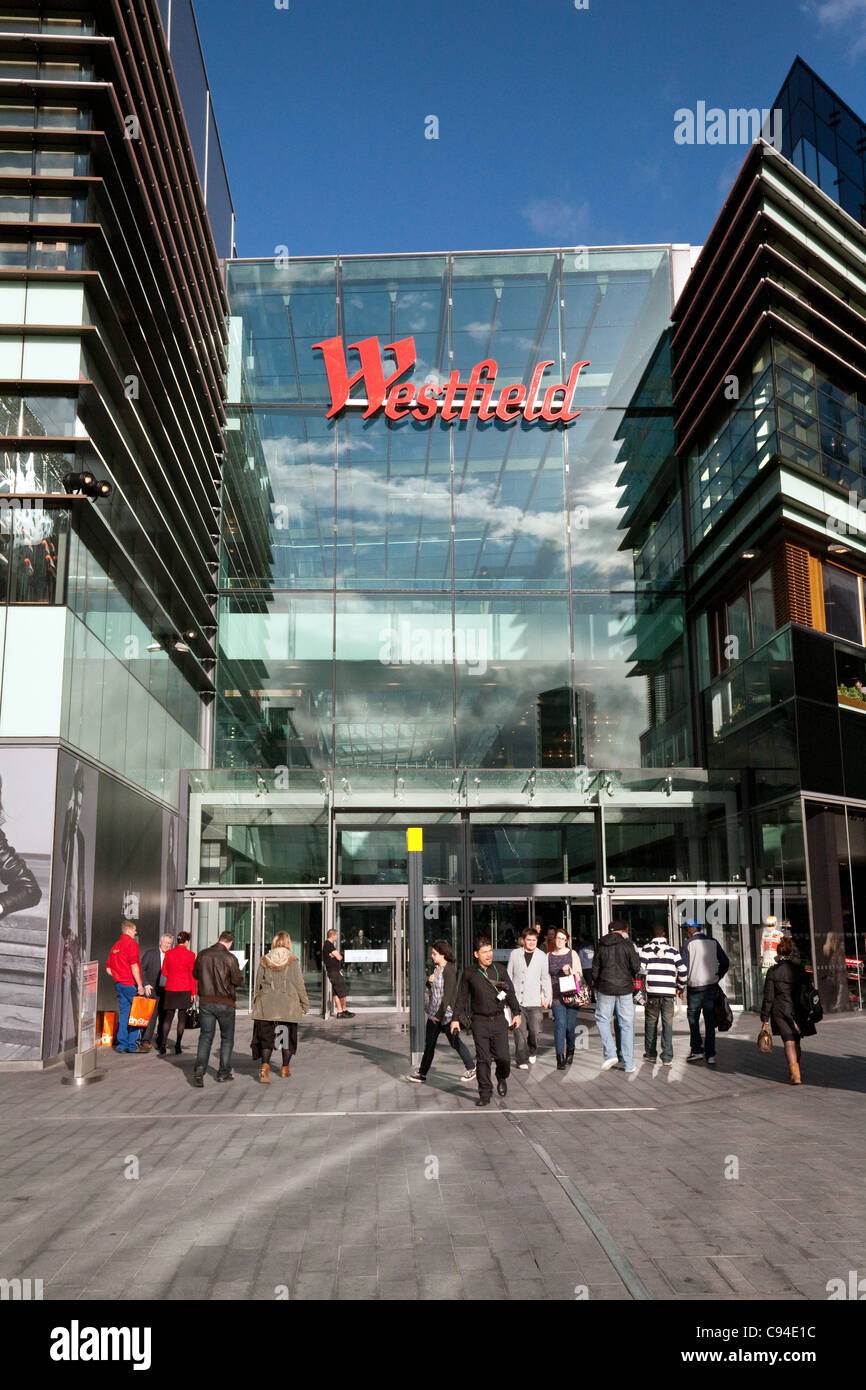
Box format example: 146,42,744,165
788,1061,802,1085
259,1062,270,1084
281,1064,291,1078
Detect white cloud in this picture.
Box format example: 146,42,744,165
807,0,866,56
521,197,590,242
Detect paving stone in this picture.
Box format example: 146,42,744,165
1,1012,863,1303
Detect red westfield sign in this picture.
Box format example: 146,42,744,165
312,335,591,423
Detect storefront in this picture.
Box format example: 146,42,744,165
183,767,755,1015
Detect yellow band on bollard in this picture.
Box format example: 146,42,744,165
407,827,423,852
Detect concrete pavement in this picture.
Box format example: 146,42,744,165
0,1005,863,1301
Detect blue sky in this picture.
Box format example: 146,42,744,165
194,0,866,258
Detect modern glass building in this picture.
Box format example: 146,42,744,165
184,245,767,1015
0,1,229,1064
0,22,863,1068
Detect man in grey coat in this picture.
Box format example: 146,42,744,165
507,928,551,1068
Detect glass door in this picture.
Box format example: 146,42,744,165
472,900,529,962
192,899,257,1008
261,899,325,1016
604,896,673,949
336,901,400,1010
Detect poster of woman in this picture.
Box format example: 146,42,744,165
43,755,97,1058
0,747,56,1061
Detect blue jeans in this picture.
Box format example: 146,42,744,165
687,986,716,1059
196,1002,236,1076
115,983,141,1051
595,992,635,1068
552,1001,578,1056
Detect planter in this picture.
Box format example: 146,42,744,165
838,693,866,713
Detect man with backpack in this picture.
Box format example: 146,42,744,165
639,929,687,1065
680,920,729,1067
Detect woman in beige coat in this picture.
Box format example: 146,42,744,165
251,931,310,1083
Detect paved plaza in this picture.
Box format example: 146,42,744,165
1,1008,864,1302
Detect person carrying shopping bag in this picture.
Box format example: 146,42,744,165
547,929,585,1070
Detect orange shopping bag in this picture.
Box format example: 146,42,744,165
127,996,156,1029
98,1011,117,1046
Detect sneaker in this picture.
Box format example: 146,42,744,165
686,1051,704,1063
406,1072,426,1084
706,1056,717,1067
643,1053,657,1061
623,1066,636,1074
460,1068,476,1083
193,1069,204,1088
341,1010,356,1019
601,1057,619,1071
136,1042,152,1052
662,1059,673,1066
528,1054,537,1065
216,1072,234,1083
517,1063,529,1070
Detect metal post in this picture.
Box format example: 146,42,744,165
407,828,424,1068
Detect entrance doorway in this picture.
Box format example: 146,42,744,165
190,896,326,1013
336,902,401,1009
601,890,746,1006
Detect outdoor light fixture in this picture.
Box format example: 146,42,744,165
146,639,163,653
173,638,190,653
828,543,850,554
741,549,758,560
63,471,112,500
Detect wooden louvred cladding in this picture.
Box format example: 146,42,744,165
772,543,814,626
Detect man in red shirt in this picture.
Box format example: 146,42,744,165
106,920,146,1053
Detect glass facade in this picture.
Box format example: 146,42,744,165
219,248,681,774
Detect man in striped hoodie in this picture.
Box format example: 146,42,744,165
638,930,687,1065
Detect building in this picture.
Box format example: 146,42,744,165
668,58,866,1020
0,22,862,1066
0,0,231,1063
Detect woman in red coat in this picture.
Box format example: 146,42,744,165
158,931,197,1055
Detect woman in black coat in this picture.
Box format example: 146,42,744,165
760,936,816,1085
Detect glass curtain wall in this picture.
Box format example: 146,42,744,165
219,249,681,774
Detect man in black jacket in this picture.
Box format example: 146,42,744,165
450,938,521,1106
593,920,641,1074
192,931,243,1086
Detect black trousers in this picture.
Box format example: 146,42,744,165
472,1014,510,1099
142,987,165,1043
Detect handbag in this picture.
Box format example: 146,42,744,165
714,985,734,1032
757,1024,773,1054
558,953,581,1009
127,995,156,1029
185,998,201,1030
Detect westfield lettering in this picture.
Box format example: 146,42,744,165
312,336,591,423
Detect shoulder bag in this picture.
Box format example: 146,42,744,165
558,952,581,1010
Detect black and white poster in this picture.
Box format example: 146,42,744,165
42,755,97,1059
0,746,57,1062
